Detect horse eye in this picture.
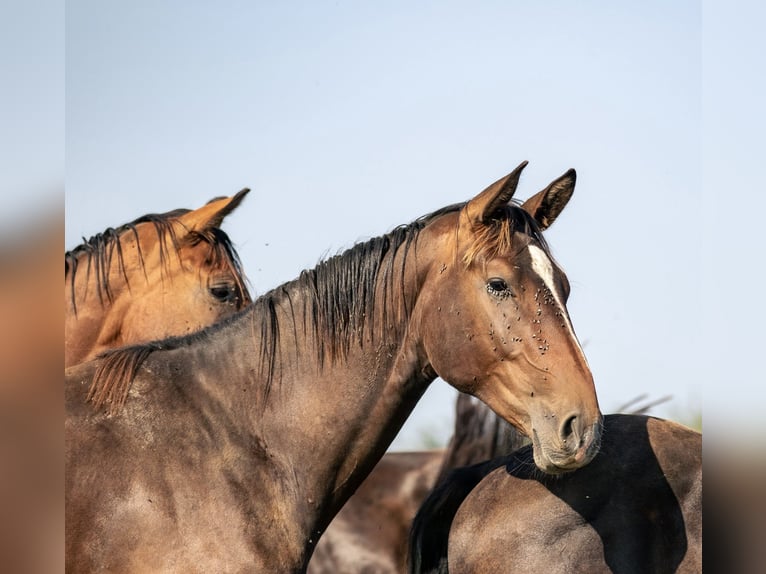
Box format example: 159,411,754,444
486,278,512,299
209,284,237,303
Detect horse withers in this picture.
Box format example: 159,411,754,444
65,189,251,367
66,161,601,572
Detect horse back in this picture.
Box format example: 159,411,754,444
412,414,702,574
408,457,508,574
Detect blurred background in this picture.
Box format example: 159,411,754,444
1,0,764,571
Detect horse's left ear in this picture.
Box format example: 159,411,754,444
179,188,250,231
521,169,576,231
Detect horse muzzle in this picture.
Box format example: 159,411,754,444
531,417,603,474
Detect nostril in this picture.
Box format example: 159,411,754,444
560,414,578,445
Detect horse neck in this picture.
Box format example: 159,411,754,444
64,235,161,365
191,242,435,555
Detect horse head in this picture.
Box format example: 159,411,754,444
65,189,251,366
418,161,601,473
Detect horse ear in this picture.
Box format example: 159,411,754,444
520,169,576,231
179,188,250,231
464,161,528,226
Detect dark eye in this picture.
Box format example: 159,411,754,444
209,284,237,303
486,277,512,299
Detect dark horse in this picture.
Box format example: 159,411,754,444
410,413,702,573
66,161,602,572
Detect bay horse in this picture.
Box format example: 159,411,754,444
65,189,251,367
409,413,702,573
66,161,602,572
309,394,666,573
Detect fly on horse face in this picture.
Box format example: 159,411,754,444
409,414,702,574
65,190,251,367
65,161,602,573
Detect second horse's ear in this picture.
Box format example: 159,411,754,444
520,169,576,231
179,188,250,232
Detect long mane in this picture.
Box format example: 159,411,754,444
65,209,249,315
85,202,550,414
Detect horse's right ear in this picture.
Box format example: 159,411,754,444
179,188,250,231
463,161,528,228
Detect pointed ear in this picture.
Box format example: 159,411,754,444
178,188,250,231
463,161,528,226
520,169,575,230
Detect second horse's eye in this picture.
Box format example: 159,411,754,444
209,284,236,303
486,277,512,299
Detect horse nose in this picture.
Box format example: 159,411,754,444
560,412,602,463
559,413,585,450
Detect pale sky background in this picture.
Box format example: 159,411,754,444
53,1,761,448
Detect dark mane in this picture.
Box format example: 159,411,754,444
65,209,249,315
86,202,548,414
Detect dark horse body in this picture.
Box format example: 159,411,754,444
66,162,602,572
410,413,702,573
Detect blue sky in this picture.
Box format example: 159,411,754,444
58,1,763,447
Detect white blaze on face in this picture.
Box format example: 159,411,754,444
527,244,588,362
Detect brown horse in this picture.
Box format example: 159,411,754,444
409,413,702,573
66,161,602,572
309,394,527,573
65,190,251,367
309,393,666,573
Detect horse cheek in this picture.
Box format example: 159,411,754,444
422,302,482,393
